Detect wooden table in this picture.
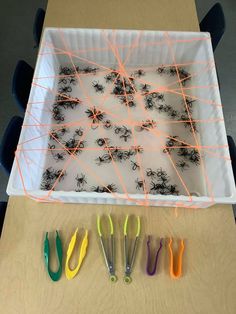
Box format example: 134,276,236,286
1,1,236,313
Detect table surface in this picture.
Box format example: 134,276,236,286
1,1,236,314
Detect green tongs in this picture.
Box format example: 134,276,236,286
44,230,63,282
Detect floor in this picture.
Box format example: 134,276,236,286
0,0,235,211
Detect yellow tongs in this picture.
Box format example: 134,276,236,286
65,228,88,280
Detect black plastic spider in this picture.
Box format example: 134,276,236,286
95,154,112,165
104,70,120,83
114,126,123,134
178,68,191,86
103,184,117,193
146,168,157,177
95,138,110,147
41,181,53,191
156,168,168,180
85,107,105,124
118,95,136,108
42,167,56,181
144,94,156,110
179,114,198,132
185,98,196,110
58,85,72,94
59,66,74,75
68,77,78,85
92,81,105,93
150,181,163,192
156,66,166,75
41,167,66,190
131,161,140,171
169,109,179,119
136,120,157,132
74,128,83,137
130,145,144,155
91,186,104,193
63,138,85,155
188,149,200,165
52,152,66,162
49,127,69,141
82,66,98,74
103,120,112,129
58,78,68,85
112,83,124,96
48,144,56,150
177,144,189,158
169,66,177,76
132,69,145,78
75,173,87,187
52,106,65,123
135,178,145,190
156,93,165,102
119,127,132,142
163,136,179,153
140,83,150,94
167,184,179,195
176,160,190,171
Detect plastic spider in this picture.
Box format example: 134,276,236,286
52,152,66,162
130,145,144,155
59,66,74,75
82,66,98,74
169,66,177,76
103,120,112,129
104,70,120,83
114,126,123,134
135,178,145,190
163,136,179,153
74,128,83,137
178,68,191,86
146,168,156,177
92,81,105,93
156,93,165,102
85,107,105,124
63,138,85,155
136,120,157,132
180,114,198,132
42,167,56,181
140,83,151,94
188,149,200,165
58,85,72,94
119,95,136,108
131,161,140,171
132,69,145,78
176,160,190,171
95,138,110,147
95,154,112,165
52,106,65,123
103,184,117,193
156,66,166,75
119,127,132,142
75,173,87,187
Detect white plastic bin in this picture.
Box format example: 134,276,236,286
7,28,236,208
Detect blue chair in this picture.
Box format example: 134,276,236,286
0,116,23,175
0,201,7,237
200,3,226,51
12,60,34,112
33,8,45,48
